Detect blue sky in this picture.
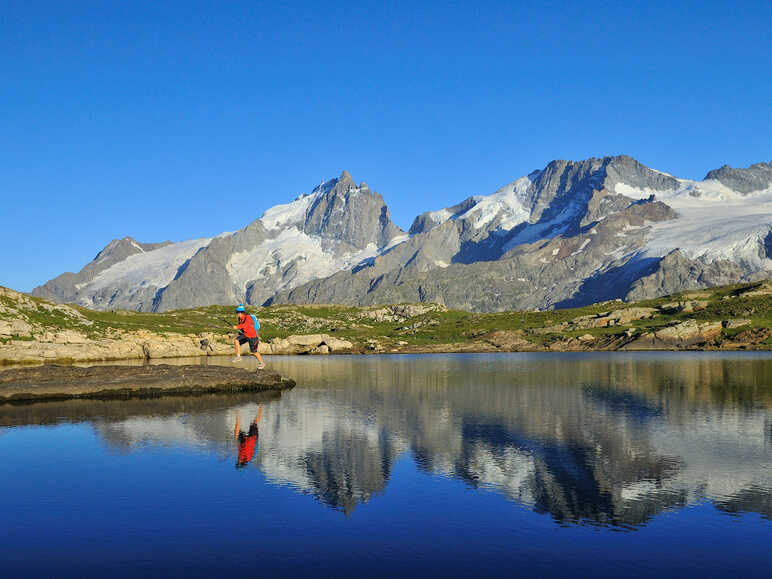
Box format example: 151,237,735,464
2,0,771,292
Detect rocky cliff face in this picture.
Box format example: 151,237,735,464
33,157,772,312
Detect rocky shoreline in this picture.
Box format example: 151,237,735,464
1,333,767,370
0,364,296,403
1,283,769,365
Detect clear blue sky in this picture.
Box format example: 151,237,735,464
2,0,771,292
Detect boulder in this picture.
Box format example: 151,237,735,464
287,334,328,347
571,307,658,329
654,320,722,344
625,320,723,349
323,337,354,352
263,334,354,354
659,300,709,314
0,319,33,337
50,330,91,344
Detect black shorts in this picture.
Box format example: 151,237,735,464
237,334,260,353
238,423,259,441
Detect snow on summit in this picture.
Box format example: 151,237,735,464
261,193,318,231
260,178,336,231
425,174,535,231
463,175,533,230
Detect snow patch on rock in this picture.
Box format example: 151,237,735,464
423,175,534,232
85,237,214,297
227,228,399,291
260,179,339,231
458,176,532,230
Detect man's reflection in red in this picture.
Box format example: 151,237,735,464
234,405,263,469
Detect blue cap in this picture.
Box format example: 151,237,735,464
235,304,246,312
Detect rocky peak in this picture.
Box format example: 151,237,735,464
303,171,403,249
603,155,680,192
704,161,772,194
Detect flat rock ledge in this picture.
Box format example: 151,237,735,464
0,364,296,403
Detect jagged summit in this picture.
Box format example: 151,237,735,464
33,155,772,312
704,161,772,194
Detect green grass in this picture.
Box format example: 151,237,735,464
2,281,771,350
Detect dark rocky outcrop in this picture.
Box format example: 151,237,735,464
0,364,295,403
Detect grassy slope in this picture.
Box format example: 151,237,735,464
2,281,770,351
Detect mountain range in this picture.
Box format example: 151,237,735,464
33,156,772,312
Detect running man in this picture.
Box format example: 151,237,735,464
234,405,263,469
233,304,265,369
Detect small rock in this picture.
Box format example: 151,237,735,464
365,339,383,352
724,319,751,330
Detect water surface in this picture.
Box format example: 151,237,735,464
2,353,771,577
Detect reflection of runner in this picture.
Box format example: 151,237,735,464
234,405,263,469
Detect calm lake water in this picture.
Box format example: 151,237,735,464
2,353,771,577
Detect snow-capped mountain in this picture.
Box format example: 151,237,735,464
33,157,772,312
272,156,772,311
34,171,405,311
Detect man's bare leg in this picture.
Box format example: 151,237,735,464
252,348,265,369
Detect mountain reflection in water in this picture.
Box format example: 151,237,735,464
5,353,770,527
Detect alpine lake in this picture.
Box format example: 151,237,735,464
2,352,771,577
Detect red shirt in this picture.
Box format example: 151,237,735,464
237,432,258,465
236,314,257,338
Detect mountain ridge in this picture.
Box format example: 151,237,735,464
32,156,772,312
